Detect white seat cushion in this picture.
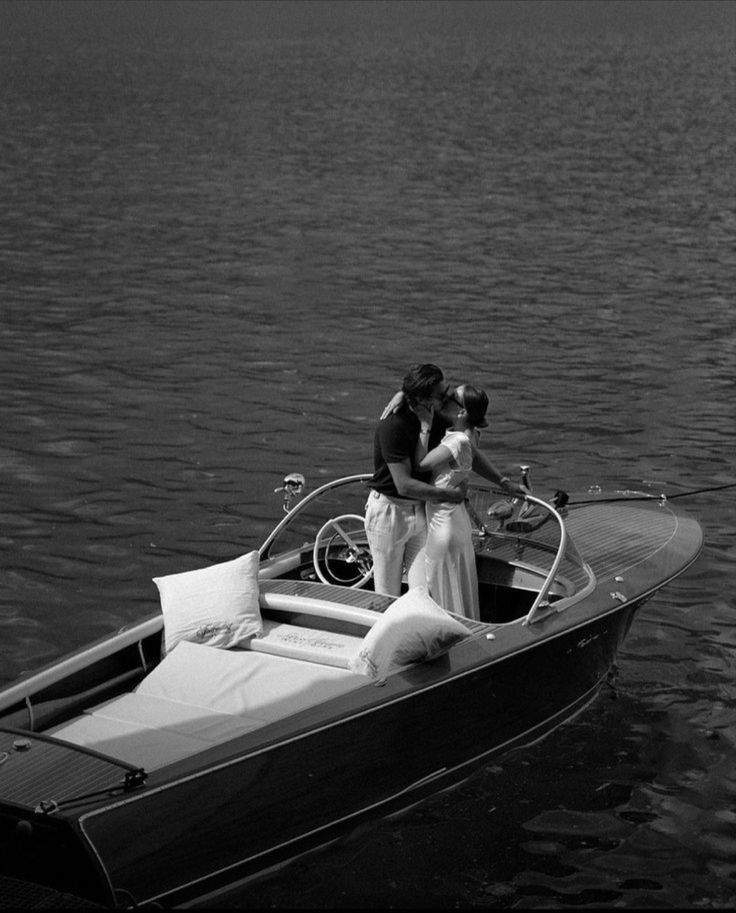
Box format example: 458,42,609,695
249,618,364,668
136,640,365,722
49,693,263,771
50,642,367,771
49,715,202,770
87,693,264,741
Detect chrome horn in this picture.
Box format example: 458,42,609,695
517,464,532,518
274,473,306,513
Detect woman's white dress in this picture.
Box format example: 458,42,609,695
425,430,480,620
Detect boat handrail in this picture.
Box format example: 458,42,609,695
0,614,163,714
258,473,372,560
520,493,589,626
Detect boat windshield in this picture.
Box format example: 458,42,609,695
465,486,595,621
259,475,594,621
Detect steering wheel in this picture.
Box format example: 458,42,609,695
312,514,374,588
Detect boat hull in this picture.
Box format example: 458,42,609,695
79,598,641,907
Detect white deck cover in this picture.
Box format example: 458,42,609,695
47,694,263,770
137,641,365,718
50,641,365,770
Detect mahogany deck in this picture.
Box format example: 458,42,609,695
467,490,679,592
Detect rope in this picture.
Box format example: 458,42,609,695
569,481,736,506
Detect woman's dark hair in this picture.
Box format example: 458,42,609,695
402,363,444,407
459,385,489,428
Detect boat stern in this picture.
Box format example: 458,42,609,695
0,728,143,907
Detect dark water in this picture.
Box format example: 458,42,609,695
1,1,735,907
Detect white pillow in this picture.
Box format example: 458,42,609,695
348,586,469,678
153,551,262,655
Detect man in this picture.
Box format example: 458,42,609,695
365,364,458,597
366,363,527,597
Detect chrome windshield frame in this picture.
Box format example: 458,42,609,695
519,493,594,625
259,475,594,625
258,473,372,561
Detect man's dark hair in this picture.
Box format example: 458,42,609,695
402,363,444,407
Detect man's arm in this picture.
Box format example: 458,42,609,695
387,459,465,503
417,443,453,473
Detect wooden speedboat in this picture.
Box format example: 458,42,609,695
0,473,703,908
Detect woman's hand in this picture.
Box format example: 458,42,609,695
501,478,529,498
380,390,405,420
413,401,433,429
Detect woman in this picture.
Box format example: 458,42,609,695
415,384,490,620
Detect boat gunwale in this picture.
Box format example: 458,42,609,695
74,540,702,821
0,494,703,775
2,484,698,715
73,542,703,907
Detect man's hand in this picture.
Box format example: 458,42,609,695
447,480,468,503
413,401,433,429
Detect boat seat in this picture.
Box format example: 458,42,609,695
248,617,364,669
137,641,365,717
46,693,264,771
49,642,365,771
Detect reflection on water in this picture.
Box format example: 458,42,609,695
1,5,734,907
